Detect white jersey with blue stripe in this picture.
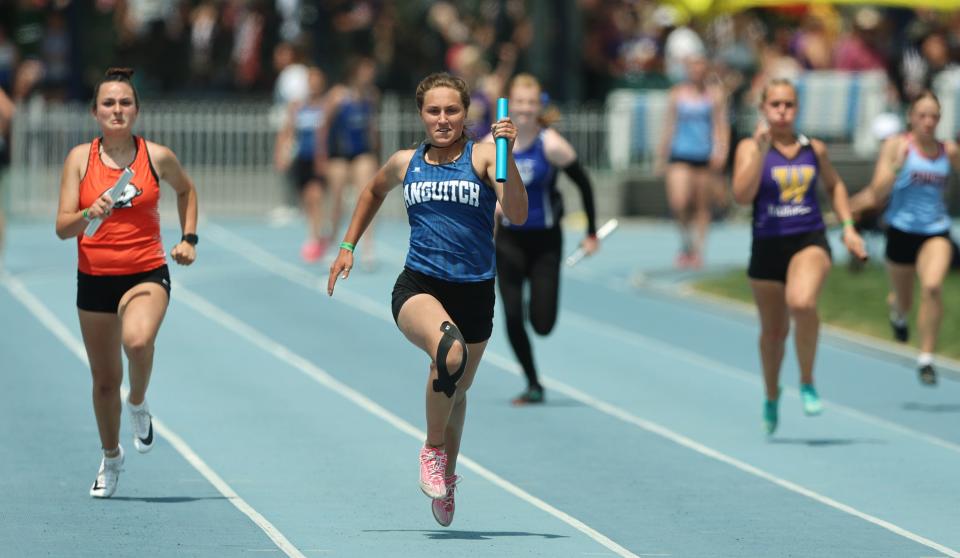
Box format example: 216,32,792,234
402,140,498,282
503,130,561,231
885,141,951,235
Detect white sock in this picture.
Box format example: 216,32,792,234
889,310,906,325
918,353,934,367
127,398,147,412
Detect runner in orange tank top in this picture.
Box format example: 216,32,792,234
77,134,166,275
55,68,199,498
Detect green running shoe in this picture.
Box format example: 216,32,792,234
800,383,823,416
512,387,545,405
763,388,781,435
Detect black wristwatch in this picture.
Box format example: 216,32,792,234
182,233,199,246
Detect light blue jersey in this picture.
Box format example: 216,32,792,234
670,94,713,162
402,140,498,281
885,140,951,235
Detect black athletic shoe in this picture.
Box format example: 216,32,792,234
889,316,909,343
918,365,938,386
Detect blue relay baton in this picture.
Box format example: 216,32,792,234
495,97,508,183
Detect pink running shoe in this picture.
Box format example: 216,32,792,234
418,445,447,499
431,474,459,527
300,239,326,263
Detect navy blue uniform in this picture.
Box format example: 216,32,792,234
496,131,595,393
328,93,375,160
291,103,325,190
392,140,499,343
503,131,562,231
403,140,498,281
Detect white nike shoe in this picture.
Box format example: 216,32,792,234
127,399,154,453
90,446,124,498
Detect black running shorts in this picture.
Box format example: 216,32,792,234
885,226,951,265
748,229,832,283
391,267,495,344
77,265,171,313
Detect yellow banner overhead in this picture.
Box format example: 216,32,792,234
670,0,960,15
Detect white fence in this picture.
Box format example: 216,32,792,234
377,95,609,169
7,96,612,218
9,100,284,217
606,69,906,170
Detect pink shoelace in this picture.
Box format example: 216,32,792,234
437,475,459,510
420,446,448,488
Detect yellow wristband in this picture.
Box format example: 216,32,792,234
842,219,855,227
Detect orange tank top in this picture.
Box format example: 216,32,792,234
77,136,166,275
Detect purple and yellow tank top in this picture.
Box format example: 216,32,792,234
752,135,825,238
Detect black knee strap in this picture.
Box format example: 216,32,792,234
433,321,468,398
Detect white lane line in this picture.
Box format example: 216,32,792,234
1,271,307,558
173,285,640,558
205,223,960,558
561,310,960,457
207,223,960,455
488,350,960,557
570,256,960,378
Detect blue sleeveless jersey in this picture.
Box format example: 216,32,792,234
294,103,324,160
752,136,825,238
670,95,713,162
885,141,951,235
329,93,374,158
402,141,498,281
504,131,561,231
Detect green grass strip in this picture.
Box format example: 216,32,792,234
694,263,960,360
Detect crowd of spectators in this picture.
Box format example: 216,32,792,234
0,0,530,104
1,0,959,110
588,2,960,108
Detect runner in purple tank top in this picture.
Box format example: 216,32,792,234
732,79,866,435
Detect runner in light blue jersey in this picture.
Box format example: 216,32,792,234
656,54,730,268
851,91,960,385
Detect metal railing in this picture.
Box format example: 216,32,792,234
9,100,285,217
606,69,904,170
10,70,959,218
377,96,609,168
8,96,612,218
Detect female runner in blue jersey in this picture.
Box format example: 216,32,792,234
485,73,599,404
851,91,960,386
656,54,729,269
327,73,526,527
319,56,380,268
733,78,866,435
274,66,330,262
